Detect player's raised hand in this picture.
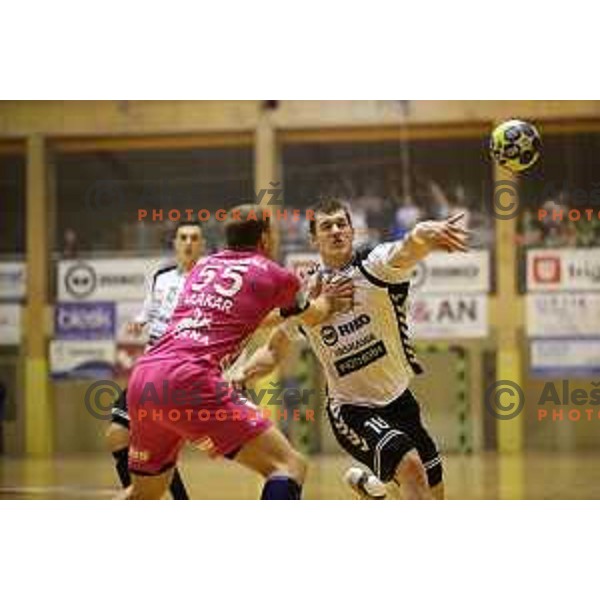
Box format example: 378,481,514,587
413,212,469,254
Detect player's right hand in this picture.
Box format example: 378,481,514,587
321,274,354,314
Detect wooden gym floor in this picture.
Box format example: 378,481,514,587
1,451,600,499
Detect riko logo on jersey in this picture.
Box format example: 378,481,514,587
320,314,371,347
319,314,388,377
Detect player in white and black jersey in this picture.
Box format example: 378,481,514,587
106,221,204,499
234,199,468,500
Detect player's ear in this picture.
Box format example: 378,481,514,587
259,229,269,252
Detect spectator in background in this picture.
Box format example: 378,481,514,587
539,196,576,248
428,180,451,220
351,195,371,246
392,195,420,240
576,216,600,247
62,228,80,258
518,209,543,247
450,184,471,229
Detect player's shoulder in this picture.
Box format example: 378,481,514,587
352,242,379,265
151,262,178,286
353,241,411,287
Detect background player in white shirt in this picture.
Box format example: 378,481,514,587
234,199,468,500
106,221,204,499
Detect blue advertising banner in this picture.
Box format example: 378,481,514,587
55,302,115,340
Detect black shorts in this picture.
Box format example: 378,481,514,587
110,388,130,429
326,388,442,486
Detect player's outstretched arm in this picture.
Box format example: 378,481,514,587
387,212,469,271
234,277,353,386
232,326,291,388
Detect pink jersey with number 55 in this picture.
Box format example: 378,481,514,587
143,249,300,367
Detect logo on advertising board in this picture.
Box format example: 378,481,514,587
409,251,489,293
532,256,561,284
58,259,158,302
55,302,115,340
64,263,98,298
527,249,600,291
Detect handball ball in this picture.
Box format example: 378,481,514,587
490,119,541,173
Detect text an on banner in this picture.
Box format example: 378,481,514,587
409,293,488,339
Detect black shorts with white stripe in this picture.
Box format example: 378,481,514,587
326,388,442,485
110,388,130,429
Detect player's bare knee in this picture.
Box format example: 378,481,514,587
272,449,307,484
128,475,169,500
127,486,163,500
106,423,129,453
395,449,427,487
288,450,308,483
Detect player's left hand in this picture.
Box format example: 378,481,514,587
414,212,469,253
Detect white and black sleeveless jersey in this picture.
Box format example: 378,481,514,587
296,243,423,409
135,264,189,347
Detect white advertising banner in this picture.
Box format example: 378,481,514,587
410,250,490,293
0,262,26,300
527,293,600,338
531,339,600,376
50,340,116,379
527,248,600,291
57,258,165,302
0,304,21,345
409,293,488,339
285,250,490,293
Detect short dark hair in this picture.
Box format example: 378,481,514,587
174,221,203,235
309,197,353,236
224,204,270,249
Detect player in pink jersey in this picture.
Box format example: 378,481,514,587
124,204,353,499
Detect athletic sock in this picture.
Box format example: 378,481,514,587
112,447,131,488
261,475,303,500
169,468,189,500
